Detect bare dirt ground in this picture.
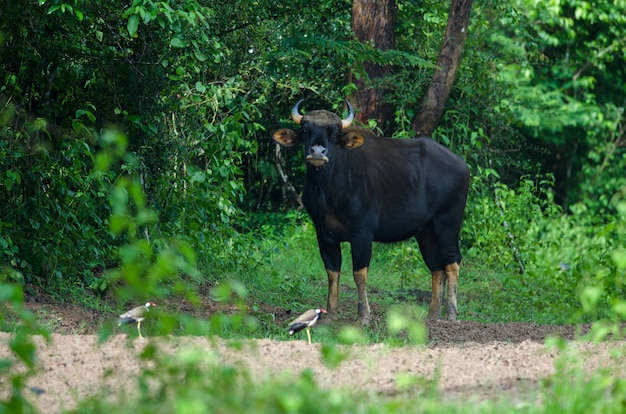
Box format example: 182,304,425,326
2,292,625,413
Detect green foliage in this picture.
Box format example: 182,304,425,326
235,212,327,312
0,103,117,288
386,304,427,345
0,0,269,287
489,0,626,209
458,164,624,328
464,169,562,271
574,106,626,215
0,272,48,412
320,342,350,368
537,340,626,414
525,195,626,329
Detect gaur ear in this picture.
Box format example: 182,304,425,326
272,129,300,147
340,131,366,149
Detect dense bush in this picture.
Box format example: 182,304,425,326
0,106,116,287
463,167,626,326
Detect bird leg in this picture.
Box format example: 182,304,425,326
306,327,312,344
137,321,143,339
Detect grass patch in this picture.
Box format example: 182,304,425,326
234,216,584,331
10,210,587,340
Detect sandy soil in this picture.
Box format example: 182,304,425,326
2,296,625,413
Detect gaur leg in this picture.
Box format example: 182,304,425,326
430,211,464,320
428,270,446,319
351,232,373,326
444,262,460,320
325,269,340,321
318,235,342,321
416,224,446,319
353,267,371,326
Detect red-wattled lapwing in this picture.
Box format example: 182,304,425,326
118,302,156,338
288,308,326,344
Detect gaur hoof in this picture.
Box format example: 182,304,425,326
426,311,441,320
358,317,371,327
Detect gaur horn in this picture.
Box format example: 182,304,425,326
341,101,354,129
291,99,304,125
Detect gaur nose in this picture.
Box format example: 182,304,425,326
309,145,327,158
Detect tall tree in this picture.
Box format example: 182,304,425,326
351,0,396,134
411,0,473,136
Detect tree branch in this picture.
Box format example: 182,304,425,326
412,0,473,136
275,144,304,210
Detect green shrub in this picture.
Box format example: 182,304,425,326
0,272,49,413
0,106,117,289
462,167,625,327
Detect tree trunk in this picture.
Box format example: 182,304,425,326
411,0,473,137
351,0,396,135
